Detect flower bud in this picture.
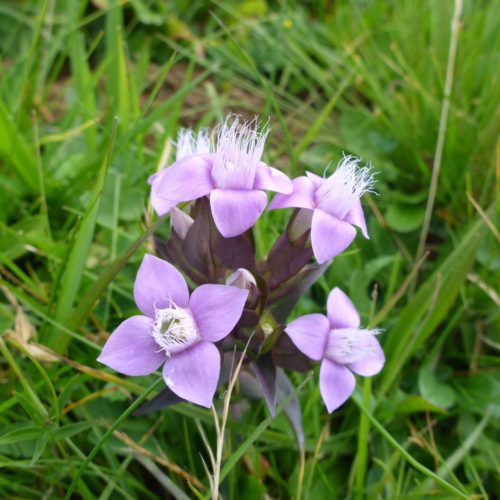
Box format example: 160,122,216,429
288,208,313,242
225,268,257,290
226,268,260,306
170,206,194,239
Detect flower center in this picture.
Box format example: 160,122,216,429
315,156,376,219
151,303,199,356
211,116,269,190
325,328,379,365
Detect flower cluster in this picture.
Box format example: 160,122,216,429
98,115,384,413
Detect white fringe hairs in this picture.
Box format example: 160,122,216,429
316,155,377,218
175,128,211,161
330,155,376,197
211,115,270,189
151,302,199,356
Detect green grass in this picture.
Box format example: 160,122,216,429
1,0,499,498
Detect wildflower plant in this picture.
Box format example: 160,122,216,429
98,115,385,436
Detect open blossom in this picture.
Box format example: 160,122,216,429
149,129,211,216
151,116,293,237
270,156,374,264
97,254,248,407
285,287,384,412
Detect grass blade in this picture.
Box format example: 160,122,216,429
64,377,163,500
46,120,118,352
378,210,489,396
352,393,468,499
67,214,167,331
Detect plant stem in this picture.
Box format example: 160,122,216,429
354,378,372,499
416,0,464,269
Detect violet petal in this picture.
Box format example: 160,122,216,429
210,188,267,238
190,284,248,342
325,328,384,369
134,254,189,317
319,359,356,413
155,155,214,209
254,163,293,194
285,313,330,361
170,206,194,239
97,316,164,376
269,176,315,210
325,328,386,376
348,343,385,376
326,287,361,329
310,209,357,264
150,170,175,216
305,171,323,188
344,198,369,239
162,341,220,407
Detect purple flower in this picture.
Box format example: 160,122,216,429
150,117,293,237
97,254,248,407
270,156,374,264
149,128,211,216
285,287,384,413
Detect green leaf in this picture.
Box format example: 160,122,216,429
64,378,163,500
105,2,131,128
216,374,311,489
453,372,500,417
352,393,468,499
129,0,163,25
385,203,426,232
378,210,490,397
55,422,94,441
46,121,117,352
0,426,42,446
67,215,167,332
418,366,456,409
395,395,446,415
31,431,50,465
0,99,38,192
65,1,97,149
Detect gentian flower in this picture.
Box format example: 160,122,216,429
285,287,384,412
151,116,293,237
270,156,375,264
97,254,248,407
149,128,210,216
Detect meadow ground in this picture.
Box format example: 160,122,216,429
0,0,498,498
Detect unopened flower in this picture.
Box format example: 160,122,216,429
152,116,293,237
170,206,194,239
97,254,248,407
270,156,375,263
285,287,384,412
226,268,259,304
225,268,257,290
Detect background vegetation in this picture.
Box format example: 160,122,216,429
0,0,498,498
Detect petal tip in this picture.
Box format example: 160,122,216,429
162,342,219,407
210,189,267,237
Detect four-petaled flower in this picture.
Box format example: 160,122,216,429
285,287,384,412
151,116,293,237
97,254,248,407
98,116,385,414
270,156,374,264
149,128,211,216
